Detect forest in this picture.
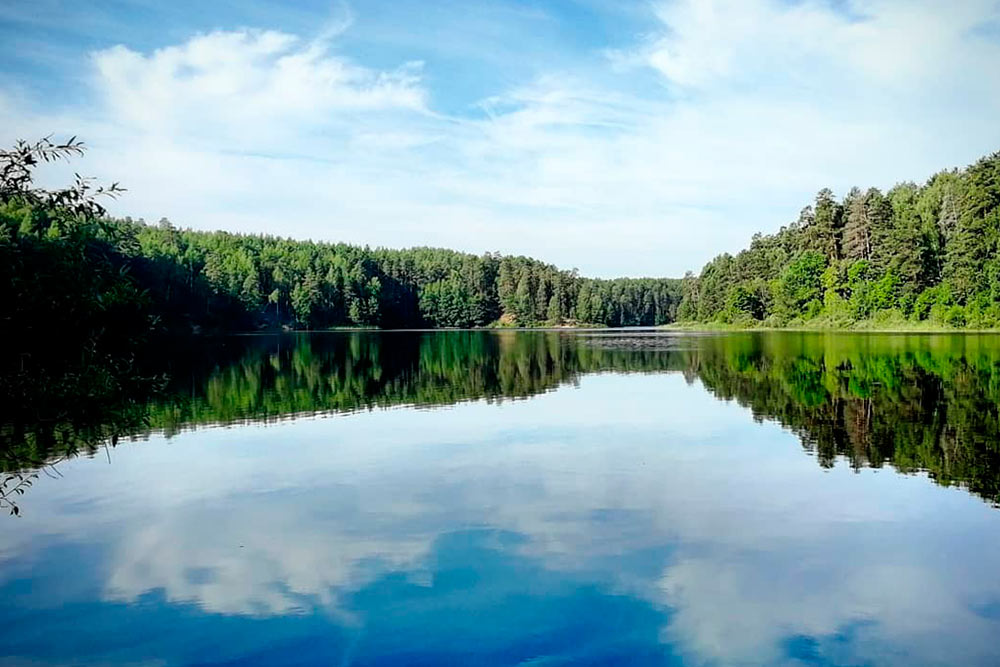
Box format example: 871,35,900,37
676,150,1000,328
1,138,679,339
8,136,1000,342
0,136,686,466
126,219,681,331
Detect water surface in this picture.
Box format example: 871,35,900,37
2,331,1000,666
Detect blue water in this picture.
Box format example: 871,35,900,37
2,332,1000,665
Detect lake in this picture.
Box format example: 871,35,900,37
2,330,999,666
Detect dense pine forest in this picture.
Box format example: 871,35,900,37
6,137,1000,343
1,138,680,339
125,220,681,331
677,150,1000,328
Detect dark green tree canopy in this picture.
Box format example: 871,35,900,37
678,150,1000,328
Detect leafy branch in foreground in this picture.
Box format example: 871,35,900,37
0,135,125,220
2,137,157,471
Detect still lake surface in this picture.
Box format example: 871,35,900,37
2,330,1000,666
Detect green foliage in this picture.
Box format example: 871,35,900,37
871,271,900,312
2,135,687,340
419,276,484,328
775,251,827,319
725,284,766,321
945,305,967,328
913,284,952,321
678,150,1000,328
1,138,155,421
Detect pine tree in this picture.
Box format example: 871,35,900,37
865,188,895,275
514,270,533,324
941,153,1000,303
677,272,699,321
807,188,843,261
547,294,561,322
497,258,516,317
886,183,926,299
534,275,550,322
842,187,871,261
576,281,592,323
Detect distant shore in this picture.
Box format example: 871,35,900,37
661,321,1000,334
226,321,1000,335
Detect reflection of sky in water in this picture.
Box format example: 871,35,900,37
2,373,999,665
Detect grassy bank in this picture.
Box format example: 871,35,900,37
662,319,1000,333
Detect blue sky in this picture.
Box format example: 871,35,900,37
2,0,1000,277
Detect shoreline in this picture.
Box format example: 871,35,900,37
660,322,1000,334
177,323,1000,336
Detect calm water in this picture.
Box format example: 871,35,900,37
2,331,1000,666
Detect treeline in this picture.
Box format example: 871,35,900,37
125,219,680,331
679,150,1000,327
2,137,680,341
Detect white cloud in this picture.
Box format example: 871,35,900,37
642,0,1000,92
90,29,427,148
3,0,999,276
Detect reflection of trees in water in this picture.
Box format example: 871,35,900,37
688,333,1000,505
3,331,1000,511
0,374,158,515
148,332,684,434
0,331,678,460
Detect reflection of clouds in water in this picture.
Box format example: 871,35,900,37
104,503,433,617
657,548,1000,665
5,374,1000,664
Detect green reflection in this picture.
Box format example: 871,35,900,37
3,332,1000,512
689,333,1000,504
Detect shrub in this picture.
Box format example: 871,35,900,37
945,305,967,328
